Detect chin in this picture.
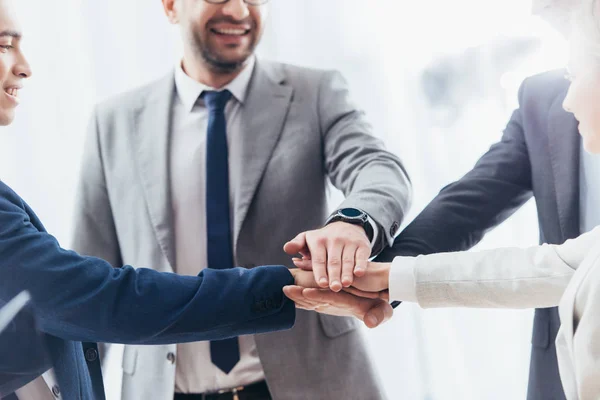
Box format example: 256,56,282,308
583,137,600,155
0,111,15,126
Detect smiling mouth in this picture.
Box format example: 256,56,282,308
4,87,18,99
210,27,250,36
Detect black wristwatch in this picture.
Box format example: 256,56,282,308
326,208,374,242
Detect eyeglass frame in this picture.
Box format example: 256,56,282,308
203,0,269,6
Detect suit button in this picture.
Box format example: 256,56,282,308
390,221,400,237
85,348,98,362
51,384,60,397
167,352,176,364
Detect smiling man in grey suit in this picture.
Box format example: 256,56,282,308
71,0,410,399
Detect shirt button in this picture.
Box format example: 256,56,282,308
85,348,98,362
167,352,176,365
390,221,400,237
51,384,61,397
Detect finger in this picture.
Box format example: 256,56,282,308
341,245,358,288
326,240,344,292
283,286,318,310
302,288,356,310
291,269,320,288
343,286,383,300
292,258,314,271
306,236,329,288
364,300,394,329
283,285,304,301
283,232,308,256
354,244,371,277
379,290,390,302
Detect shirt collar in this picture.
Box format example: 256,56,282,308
174,56,256,113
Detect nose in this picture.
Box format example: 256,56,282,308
222,0,250,20
13,50,32,79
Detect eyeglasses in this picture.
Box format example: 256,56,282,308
204,0,269,6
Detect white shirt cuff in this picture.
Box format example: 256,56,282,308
366,215,379,250
389,256,418,303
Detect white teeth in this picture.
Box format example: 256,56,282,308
5,88,17,97
214,28,247,35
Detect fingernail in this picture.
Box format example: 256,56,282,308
366,314,378,327
342,276,352,286
331,281,342,291
319,278,329,286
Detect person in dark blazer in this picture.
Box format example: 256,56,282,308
374,58,584,400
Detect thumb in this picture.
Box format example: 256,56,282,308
364,301,394,329
283,232,308,255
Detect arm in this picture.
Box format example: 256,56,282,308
0,186,296,345
378,80,533,262
387,226,596,309
287,227,597,317
284,71,412,291
320,71,411,250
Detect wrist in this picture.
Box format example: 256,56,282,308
367,262,390,291
326,208,374,243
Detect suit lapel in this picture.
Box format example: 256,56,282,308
131,74,177,269
547,90,581,240
230,61,293,250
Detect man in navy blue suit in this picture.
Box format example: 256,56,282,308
0,1,390,399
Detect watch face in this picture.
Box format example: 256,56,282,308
340,208,363,218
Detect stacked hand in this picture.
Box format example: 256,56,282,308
284,222,393,329
284,221,372,291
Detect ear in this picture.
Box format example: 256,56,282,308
162,0,179,24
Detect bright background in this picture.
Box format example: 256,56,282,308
0,1,569,398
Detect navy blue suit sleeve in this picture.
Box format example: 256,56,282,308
0,185,295,345
378,81,533,261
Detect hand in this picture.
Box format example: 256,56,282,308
283,286,393,329
293,260,391,295
289,268,322,288
284,222,371,292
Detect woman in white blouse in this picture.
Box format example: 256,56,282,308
284,1,600,399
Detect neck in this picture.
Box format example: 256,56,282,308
181,53,249,89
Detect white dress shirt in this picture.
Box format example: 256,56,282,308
170,57,265,394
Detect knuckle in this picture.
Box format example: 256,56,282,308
314,236,328,246
328,258,342,267
313,257,327,266
332,237,345,246
342,255,355,264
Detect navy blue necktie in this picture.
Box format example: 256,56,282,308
204,90,240,374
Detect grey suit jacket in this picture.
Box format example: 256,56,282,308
72,59,411,400
379,69,580,400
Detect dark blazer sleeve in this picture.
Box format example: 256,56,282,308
378,80,533,261
0,185,295,345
